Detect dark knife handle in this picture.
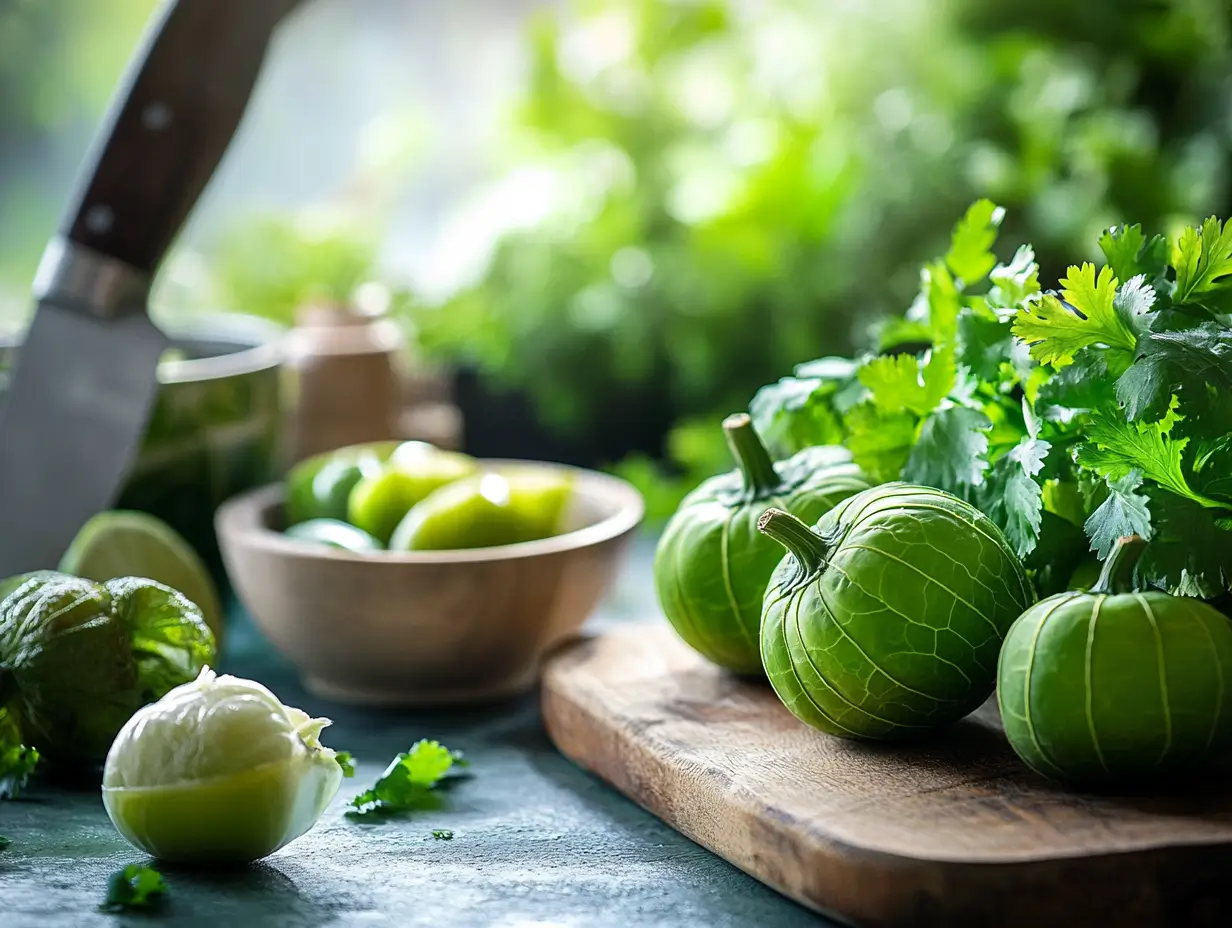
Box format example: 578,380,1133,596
62,0,307,273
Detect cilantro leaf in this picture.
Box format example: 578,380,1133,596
981,437,1050,557
1084,471,1153,560
876,316,934,352
858,350,952,417
748,358,856,457
0,745,38,800
844,403,916,484
0,835,9,851
1034,347,1117,420
1113,275,1157,337
334,751,356,778
1138,492,1232,598
958,311,1016,384
431,829,454,840
988,245,1041,314
1042,478,1087,528
1012,264,1137,365
1194,433,1232,503
1172,216,1232,309
945,198,1004,284
0,708,39,801
101,865,167,913
1099,224,1169,287
914,261,962,344
904,406,991,491
1099,224,1146,284
1115,322,1232,422
1075,399,1229,511
348,740,468,814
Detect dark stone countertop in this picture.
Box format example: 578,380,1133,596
0,537,831,927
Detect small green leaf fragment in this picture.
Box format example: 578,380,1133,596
1113,274,1157,337
945,198,1004,285
748,373,845,457
1173,216,1232,308
0,835,10,851
918,261,963,343
101,865,167,913
845,403,916,484
1084,472,1153,560
957,311,1016,384
0,720,39,801
431,829,454,840
904,406,992,491
335,751,356,778
982,437,1050,558
988,245,1040,313
1099,224,1146,284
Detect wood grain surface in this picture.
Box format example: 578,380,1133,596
541,624,1232,927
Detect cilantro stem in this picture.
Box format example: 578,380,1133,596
1091,534,1148,596
724,413,781,498
757,509,829,575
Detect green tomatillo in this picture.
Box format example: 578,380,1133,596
997,534,1232,786
284,518,383,553
0,574,215,764
285,441,398,525
757,484,1032,739
347,443,479,544
653,413,870,675
390,469,573,551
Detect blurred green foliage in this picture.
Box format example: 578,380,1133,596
211,216,379,325
409,0,1232,505
0,0,158,294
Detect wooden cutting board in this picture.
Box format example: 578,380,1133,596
540,624,1232,928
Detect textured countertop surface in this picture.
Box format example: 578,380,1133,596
0,537,829,927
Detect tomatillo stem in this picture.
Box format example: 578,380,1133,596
758,508,829,574
1091,534,1147,596
723,413,780,497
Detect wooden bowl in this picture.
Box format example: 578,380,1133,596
215,463,644,705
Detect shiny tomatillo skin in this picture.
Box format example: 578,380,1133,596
997,534,1232,785
758,484,1032,739
654,414,870,675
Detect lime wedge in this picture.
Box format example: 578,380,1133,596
59,511,223,644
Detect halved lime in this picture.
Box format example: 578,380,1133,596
59,511,223,643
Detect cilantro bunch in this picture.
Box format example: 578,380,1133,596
751,201,1232,600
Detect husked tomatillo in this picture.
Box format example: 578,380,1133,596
102,668,347,864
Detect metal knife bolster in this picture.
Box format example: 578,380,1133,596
32,236,153,320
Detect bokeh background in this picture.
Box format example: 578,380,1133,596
3,0,1230,518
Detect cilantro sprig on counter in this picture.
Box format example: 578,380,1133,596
348,740,469,815
101,865,167,913
751,202,1232,600
0,707,39,800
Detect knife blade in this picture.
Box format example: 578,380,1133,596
0,249,166,575
0,0,305,577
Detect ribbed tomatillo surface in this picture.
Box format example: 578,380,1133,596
997,588,1232,784
760,483,1032,739
655,447,870,675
